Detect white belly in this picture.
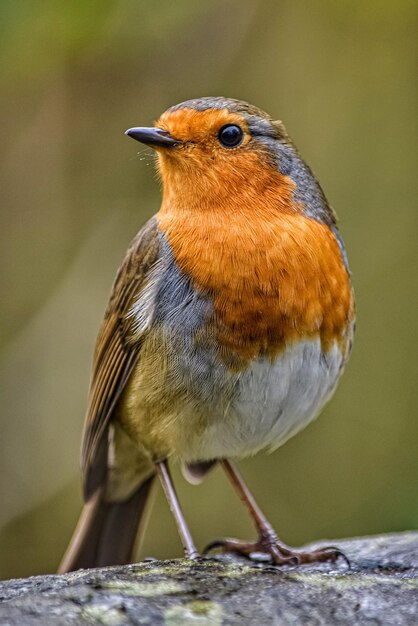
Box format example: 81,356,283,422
181,338,344,461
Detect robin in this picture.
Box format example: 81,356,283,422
58,97,355,572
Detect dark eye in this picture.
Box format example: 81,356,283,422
218,124,244,148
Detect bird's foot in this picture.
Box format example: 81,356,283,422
204,532,349,567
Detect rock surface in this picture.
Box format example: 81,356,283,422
1,532,418,625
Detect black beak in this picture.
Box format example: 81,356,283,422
125,127,179,147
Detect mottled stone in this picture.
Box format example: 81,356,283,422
1,533,418,625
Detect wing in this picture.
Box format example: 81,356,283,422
81,216,160,499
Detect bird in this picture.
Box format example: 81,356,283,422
58,97,355,573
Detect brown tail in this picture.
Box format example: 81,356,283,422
58,474,156,573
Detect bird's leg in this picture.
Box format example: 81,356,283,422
204,459,348,566
155,460,199,560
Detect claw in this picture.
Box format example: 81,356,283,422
204,535,350,568
203,539,229,555
203,537,253,556
317,546,351,568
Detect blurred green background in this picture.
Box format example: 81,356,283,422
1,0,417,580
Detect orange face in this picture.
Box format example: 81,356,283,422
154,107,296,216
157,107,251,156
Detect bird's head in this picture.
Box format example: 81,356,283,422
126,97,335,225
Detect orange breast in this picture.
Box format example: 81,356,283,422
157,163,354,367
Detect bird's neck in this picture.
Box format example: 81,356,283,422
158,146,298,214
